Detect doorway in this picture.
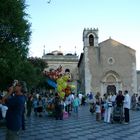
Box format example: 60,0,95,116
107,85,116,94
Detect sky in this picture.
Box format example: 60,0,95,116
26,0,140,70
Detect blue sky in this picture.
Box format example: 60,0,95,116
26,0,140,69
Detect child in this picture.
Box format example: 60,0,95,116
95,102,101,121
73,94,80,116
95,92,102,121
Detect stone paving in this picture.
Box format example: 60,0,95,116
0,105,140,140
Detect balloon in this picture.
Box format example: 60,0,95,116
55,76,59,79
70,85,76,90
57,85,63,92
65,88,71,94
65,90,71,96
59,92,65,99
46,79,57,88
61,82,67,89
62,75,69,81
57,78,64,84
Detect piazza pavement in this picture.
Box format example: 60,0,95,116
0,105,140,140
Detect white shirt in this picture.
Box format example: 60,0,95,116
123,94,131,109
95,105,101,113
78,94,83,100
111,95,116,102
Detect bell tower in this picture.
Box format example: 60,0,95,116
82,28,99,94
83,28,99,47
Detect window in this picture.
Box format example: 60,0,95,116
89,34,94,46
65,69,70,73
108,57,115,65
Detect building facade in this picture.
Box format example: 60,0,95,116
78,28,137,96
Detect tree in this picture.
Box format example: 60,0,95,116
28,57,48,89
0,0,31,55
28,57,47,74
0,0,31,90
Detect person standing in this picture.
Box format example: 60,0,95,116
95,92,102,121
104,93,112,123
123,90,131,124
3,81,26,140
95,101,101,121
73,94,80,117
37,96,43,117
26,93,33,117
116,90,124,107
54,93,62,120
32,96,38,116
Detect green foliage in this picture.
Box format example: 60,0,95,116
0,0,32,90
0,0,31,50
28,57,47,73
0,0,50,91
27,57,48,89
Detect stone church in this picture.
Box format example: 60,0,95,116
78,28,138,96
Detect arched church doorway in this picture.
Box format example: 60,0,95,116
101,70,122,96
107,85,116,94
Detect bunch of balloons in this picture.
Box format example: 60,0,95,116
44,65,76,99
43,65,62,80
56,75,69,98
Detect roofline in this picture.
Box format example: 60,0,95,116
99,38,136,52
78,53,84,67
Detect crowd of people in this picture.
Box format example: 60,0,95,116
87,90,140,125
0,80,82,140
0,80,140,140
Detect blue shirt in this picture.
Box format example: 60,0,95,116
6,95,25,131
73,97,80,107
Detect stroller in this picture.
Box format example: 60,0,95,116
111,105,124,123
136,102,140,111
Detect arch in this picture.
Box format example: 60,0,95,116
101,70,121,83
106,75,116,83
65,68,70,73
101,70,122,96
86,32,98,38
89,34,94,46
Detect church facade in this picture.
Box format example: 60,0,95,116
78,28,137,96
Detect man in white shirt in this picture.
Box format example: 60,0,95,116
78,93,83,105
123,90,131,124
111,92,116,107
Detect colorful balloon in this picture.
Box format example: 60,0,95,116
57,78,64,84
57,85,63,92
62,75,69,81
69,85,76,90
59,92,65,99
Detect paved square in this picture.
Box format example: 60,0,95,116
0,105,140,140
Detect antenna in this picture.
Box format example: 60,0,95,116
43,45,45,56
74,46,77,55
59,45,61,51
